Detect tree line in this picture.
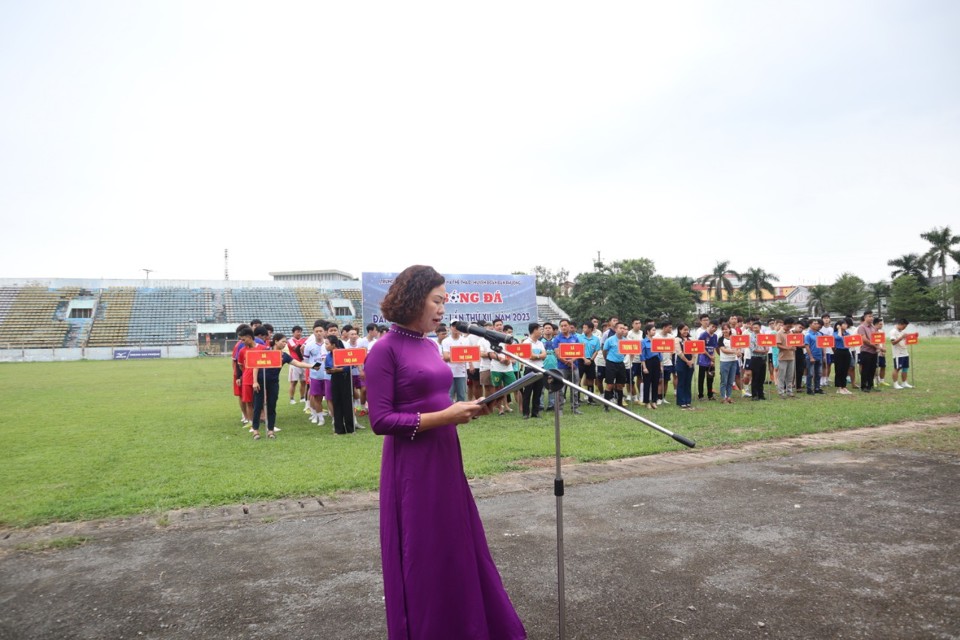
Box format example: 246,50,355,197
531,226,960,323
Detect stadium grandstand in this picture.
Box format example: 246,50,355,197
0,277,567,360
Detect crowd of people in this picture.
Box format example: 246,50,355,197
230,310,917,437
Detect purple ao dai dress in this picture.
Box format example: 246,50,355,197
366,324,526,640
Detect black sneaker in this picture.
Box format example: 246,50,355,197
814,389,824,395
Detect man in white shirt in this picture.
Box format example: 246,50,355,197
657,322,677,404
442,323,470,401
626,319,644,402
888,318,913,389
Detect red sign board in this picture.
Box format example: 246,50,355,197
730,335,750,349
246,350,282,368
652,338,674,353
757,333,777,347
684,340,706,355
816,335,835,349
333,348,367,367
558,343,585,359
505,343,532,359
786,334,805,347
905,333,919,345
844,334,863,348
618,340,641,355
450,345,480,363
871,332,886,345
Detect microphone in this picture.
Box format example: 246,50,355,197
452,321,515,345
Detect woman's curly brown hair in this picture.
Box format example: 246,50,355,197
380,265,445,325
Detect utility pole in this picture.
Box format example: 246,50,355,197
142,268,153,280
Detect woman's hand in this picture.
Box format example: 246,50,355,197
253,381,260,391
446,401,490,424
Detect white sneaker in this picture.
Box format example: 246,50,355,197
742,390,752,397
317,414,326,426
893,381,902,389
301,398,308,403
249,427,256,433
303,405,312,414
656,399,663,405
310,415,319,424
902,381,914,388
274,427,281,432
661,398,670,404
289,399,297,405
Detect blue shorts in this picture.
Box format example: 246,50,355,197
631,362,643,378
826,353,834,364
878,356,887,368
662,365,675,377
895,356,909,371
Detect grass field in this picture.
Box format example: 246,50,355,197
2,340,958,528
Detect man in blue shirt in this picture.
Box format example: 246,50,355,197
804,318,825,395
601,321,629,411
553,318,583,415
578,321,602,404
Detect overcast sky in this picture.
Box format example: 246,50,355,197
1,1,958,286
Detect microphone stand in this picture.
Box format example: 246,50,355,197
488,341,695,640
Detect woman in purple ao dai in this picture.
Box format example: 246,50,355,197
365,265,526,640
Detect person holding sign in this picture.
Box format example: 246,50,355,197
553,319,583,415
579,322,602,404
364,265,523,640
749,320,769,401
323,335,356,435
832,319,854,395
674,324,696,409
602,321,629,410
775,318,798,398
640,324,663,410
804,318,825,395
889,318,914,389
874,317,890,387
717,324,742,404
520,322,547,419
441,322,470,402
251,333,320,440
697,321,719,401
857,311,880,393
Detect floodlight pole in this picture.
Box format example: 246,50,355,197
142,268,153,281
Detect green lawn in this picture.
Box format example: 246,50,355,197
2,340,957,527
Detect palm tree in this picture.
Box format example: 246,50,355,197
741,267,778,313
920,226,960,310
867,281,891,317
887,253,929,286
807,284,831,317
695,260,740,306
672,276,701,305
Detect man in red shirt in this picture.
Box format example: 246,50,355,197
232,324,251,425
236,327,267,427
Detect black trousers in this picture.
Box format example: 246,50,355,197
698,364,715,399
833,349,851,388
521,367,545,417
795,353,805,389
252,379,279,432
330,372,355,434
642,358,661,403
750,356,767,398
860,352,878,391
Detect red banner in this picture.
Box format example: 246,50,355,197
333,348,367,367
558,343,585,359
816,335,835,349
730,335,750,349
684,340,706,355
843,334,863,348
652,338,674,353
871,332,886,345
246,350,282,368
505,343,532,359
786,334,804,347
905,333,919,345
757,333,777,347
450,345,480,363
618,340,641,355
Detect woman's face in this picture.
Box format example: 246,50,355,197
275,337,287,351
722,326,731,336
680,326,689,338
413,285,446,334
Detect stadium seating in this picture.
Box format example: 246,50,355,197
86,288,136,347
0,287,78,348
127,288,213,345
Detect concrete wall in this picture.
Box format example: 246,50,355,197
912,321,960,337
0,345,199,363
